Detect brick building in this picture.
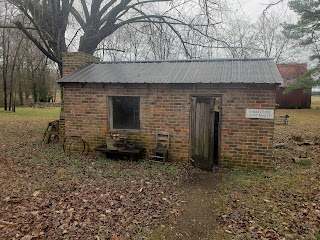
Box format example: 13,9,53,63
57,53,283,169
276,63,310,108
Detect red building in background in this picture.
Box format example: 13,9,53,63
276,63,311,109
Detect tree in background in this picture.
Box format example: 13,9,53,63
0,2,58,111
253,13,302,62
89,9,305,62
96,24,179,61
284,0,320,91
218,11,304,62
220,18,256,58
0,2,26,111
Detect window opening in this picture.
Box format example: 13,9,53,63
111,96,140,130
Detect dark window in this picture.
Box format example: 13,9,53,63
111,96,140,130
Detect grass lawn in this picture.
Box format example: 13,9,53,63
0,107,60,118
312,95,320,109
0,107,319,239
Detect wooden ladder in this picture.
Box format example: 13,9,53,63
43,120,60,143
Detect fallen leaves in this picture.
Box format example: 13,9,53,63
1,108,320,239
218,109,320,239
1,166,182,239
0,108,183,239
32,191,41,197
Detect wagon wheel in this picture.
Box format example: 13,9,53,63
63,136,89,157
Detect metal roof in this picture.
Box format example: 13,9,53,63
57,58,283,84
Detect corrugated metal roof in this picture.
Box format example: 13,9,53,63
57,58,283,84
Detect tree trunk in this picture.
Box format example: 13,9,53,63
2,26,8,110
13,90,16,112
8,74,13,111
32,80,37,103
78,34,102,54
18,75,23,106
3,75,7,111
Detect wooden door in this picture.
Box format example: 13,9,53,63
190,97,215,171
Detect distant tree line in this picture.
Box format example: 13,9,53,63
0,2,59,111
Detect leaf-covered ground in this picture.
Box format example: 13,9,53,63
144,109,320,240
216,109,320,240
0,107,319,239
0,108,183,239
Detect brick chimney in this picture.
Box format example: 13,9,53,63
62,52,100,77
59,52,100,141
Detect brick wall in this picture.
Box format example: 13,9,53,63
60,52,100,140
61,83,276,168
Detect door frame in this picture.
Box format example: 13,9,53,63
189,94,222,167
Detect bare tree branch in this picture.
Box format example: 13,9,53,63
71,8,86,29
115,14,227,47
0,25,36,30
67,28,82,49
95,47,125,52
99,0,132,26
80,0,90,21
14,21,61,64
262,0,284,15
99,0,119,18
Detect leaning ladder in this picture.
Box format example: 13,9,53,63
43,120,60,143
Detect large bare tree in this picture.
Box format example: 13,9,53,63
4,0,226,71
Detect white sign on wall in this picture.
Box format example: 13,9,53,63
245,109,274,119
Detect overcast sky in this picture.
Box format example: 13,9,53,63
231,0,292,21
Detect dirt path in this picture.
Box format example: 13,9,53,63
149,168,227,240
